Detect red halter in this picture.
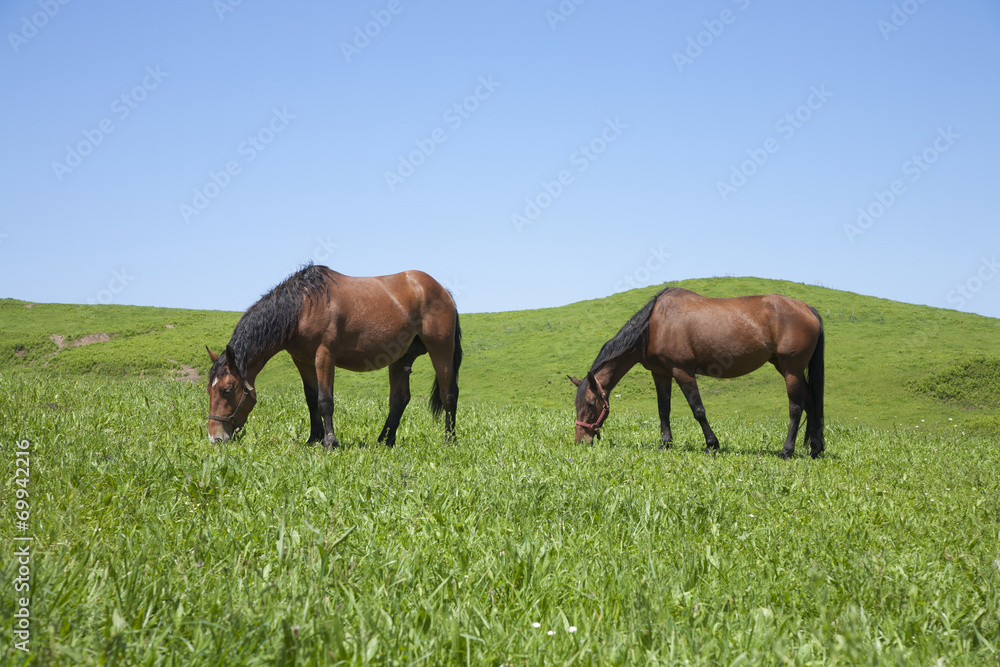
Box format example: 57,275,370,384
575,375,610,432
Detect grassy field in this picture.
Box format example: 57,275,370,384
4,276,1000,435
2,278,1000,664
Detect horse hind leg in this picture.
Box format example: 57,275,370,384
425,338,458,441
377,339,425,447
780,371,806,459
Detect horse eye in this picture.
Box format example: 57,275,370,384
586,400,595,409
222,388,232,396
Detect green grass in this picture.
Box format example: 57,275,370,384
2,371,999,665
2,278,1000,664
5,277,1000,436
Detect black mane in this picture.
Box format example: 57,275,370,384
589,287,671,374
211,263,331,379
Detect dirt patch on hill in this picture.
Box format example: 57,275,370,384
169,359,201,383
50,333,112,350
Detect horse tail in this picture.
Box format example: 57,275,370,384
806,307,825,454
430,312,462,417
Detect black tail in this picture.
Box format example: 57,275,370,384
806,307,825,456
429,313,462,417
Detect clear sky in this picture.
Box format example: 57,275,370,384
2,1,998,318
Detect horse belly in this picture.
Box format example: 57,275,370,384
683,323,775,378
335,328,417,372
698,345,772,378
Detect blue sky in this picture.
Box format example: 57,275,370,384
2,1,998,318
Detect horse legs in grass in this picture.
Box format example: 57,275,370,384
804,392,823,459
378,338,426,447
427,343,458,441
673,369,719,452
780,371,806,459
293,358,325,443
315,347,339,450
652,372,673,448
377,360,412,447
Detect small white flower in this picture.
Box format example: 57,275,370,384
532,622,540,628
547,630,555,636
568,626,577,633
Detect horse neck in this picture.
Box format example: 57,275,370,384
232,340,284,387
592,353,639,394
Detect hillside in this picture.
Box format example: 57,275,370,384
3,277,998,435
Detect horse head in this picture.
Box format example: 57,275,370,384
206,345,257,443
568,373,609,444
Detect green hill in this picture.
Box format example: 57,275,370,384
3,277,998,435
4,278,999,663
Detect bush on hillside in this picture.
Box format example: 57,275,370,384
908,356,1000,408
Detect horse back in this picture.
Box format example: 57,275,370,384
646,289,820,376
291,268,457,369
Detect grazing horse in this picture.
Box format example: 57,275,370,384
569,287,824,458
205,264,462,449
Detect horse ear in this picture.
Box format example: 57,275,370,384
206,346,219,363
567,375,583,387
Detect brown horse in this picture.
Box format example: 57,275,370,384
206,264,461,449
570,287,824,458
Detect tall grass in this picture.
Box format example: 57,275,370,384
3,370,998,665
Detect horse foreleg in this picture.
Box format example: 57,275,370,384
673,369,719,452
315,348,339,450
378,359,413,447
653,372,673,448
293,358,324,443
780,371,806,459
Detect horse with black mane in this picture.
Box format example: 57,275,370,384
206,264,462,449
570,287,824,458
